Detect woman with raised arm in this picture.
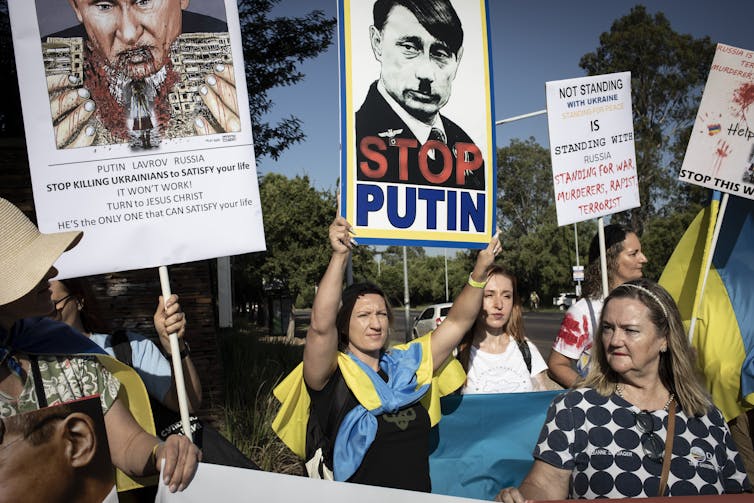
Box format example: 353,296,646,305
273,216,501,491
457,266,548,394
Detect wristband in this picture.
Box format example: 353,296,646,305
151,442,162,468
179,341,191,359
467,273,488,288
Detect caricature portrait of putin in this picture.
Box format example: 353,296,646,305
42,0,239,149
355,0,485,190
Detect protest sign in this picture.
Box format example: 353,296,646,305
679,43,754,199
339,0,495,249
546,72,639,226
8,0,265,278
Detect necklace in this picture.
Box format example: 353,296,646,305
615,383,675,411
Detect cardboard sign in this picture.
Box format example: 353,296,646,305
679,43,754,199
546,72,640,226
8,0,265,277
339,0,496,249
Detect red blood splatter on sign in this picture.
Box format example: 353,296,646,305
733,82,754,120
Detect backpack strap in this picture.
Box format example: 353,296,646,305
585,299,597,337
110,329,133,368
516,339,532,374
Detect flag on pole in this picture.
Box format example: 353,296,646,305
659,192,754,421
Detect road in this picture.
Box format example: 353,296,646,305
297,308,565,361
294,308,566,389
389,309,564,359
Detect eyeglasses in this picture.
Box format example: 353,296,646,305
51,294,73,310
634,410,664,462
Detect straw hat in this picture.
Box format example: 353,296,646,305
0,198,82,306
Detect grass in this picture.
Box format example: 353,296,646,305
217,320,305,475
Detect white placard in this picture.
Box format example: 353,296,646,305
546,72,640,226
155,462,485,503
8,0,265,277
680,43,754,199
340,0,496,249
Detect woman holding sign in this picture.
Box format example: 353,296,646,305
548,224,647,388
273,216,501,491
457,266,549,394
0,198,200,494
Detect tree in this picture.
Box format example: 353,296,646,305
495,138,594,299
497,138,556,237
239,174,335,304
237,0,336,160
0,2,22,136
579,5,715,232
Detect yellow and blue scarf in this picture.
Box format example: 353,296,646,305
272,333,465,480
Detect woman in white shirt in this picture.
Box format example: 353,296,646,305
457,266,547,394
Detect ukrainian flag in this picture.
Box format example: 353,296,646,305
659,192,754,421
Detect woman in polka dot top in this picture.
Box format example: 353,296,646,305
496,279,750,501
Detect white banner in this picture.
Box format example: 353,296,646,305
155,463,485,503
680,43,754,199
8,0,265,277
546,72,640,226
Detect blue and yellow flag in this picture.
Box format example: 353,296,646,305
429,391,562,500
659,192,754,421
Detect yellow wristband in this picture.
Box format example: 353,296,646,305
468,273,487,288
151,442,162,468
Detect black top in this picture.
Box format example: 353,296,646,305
308,367,432,492
355,81,485,190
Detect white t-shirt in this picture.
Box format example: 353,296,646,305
462,339,548,394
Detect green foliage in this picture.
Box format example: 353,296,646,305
237,0,336,160
218,324,304,474
579,5,715,231
497,138,556,237
234,174,335,309
495,138,597,300
640,203,703,280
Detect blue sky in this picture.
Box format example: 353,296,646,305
258,0,754,192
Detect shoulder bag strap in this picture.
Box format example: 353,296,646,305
657,398,676,497
30,355,48,408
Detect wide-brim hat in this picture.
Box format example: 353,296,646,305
0,198,82,306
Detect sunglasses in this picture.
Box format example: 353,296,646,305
634,410,664,462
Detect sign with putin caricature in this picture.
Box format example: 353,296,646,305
7,0,265,278
339,0,496,248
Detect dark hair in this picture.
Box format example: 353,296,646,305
582,224,634,298
58,278,109,334
457,266,525,372
2,403,74,447
335,282,393,351
373,0,463,56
